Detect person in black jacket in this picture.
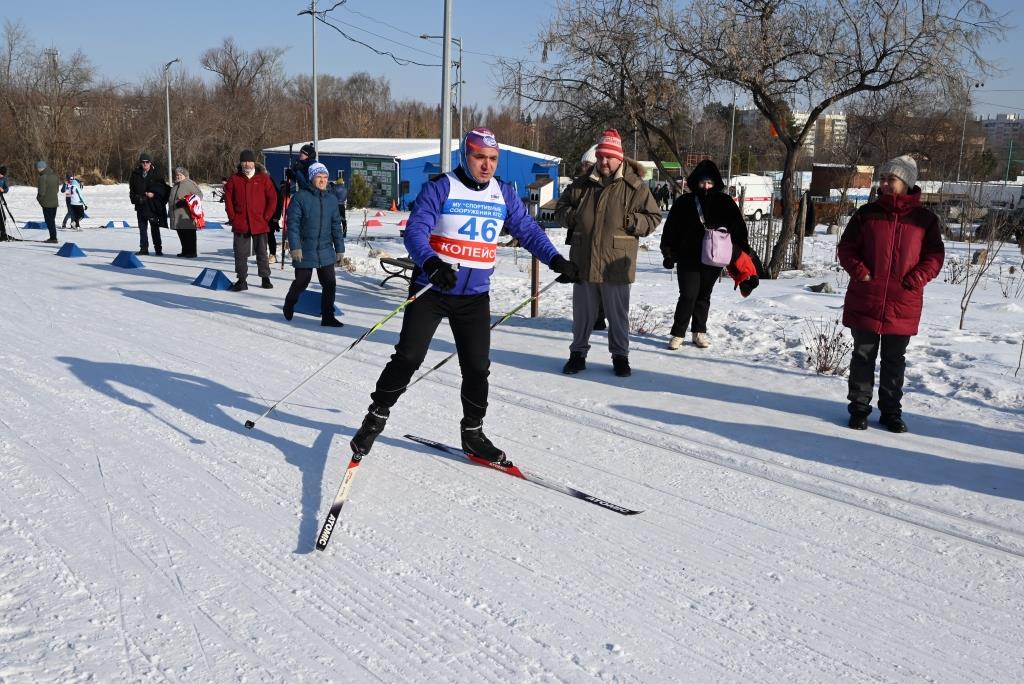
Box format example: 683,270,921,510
128,153,170,256
289,143,316,194
660,159,750,350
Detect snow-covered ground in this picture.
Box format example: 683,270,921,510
1,183,1022,682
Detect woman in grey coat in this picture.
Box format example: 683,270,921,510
170,167,202,258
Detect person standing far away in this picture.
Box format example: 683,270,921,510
128,153,170,256
60,173,75,229
290,143,316,194
224,149,278,291
348,127,580,464
838,154,944,433
282,162,345,327
660,159,752,351
554,128,662,378
170,166,202,258
63,173,86,230
332,173,349,238
35,160,60,243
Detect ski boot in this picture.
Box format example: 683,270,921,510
460,417,510,465
350,403,389,455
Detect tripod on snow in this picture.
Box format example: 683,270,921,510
0,192,23,242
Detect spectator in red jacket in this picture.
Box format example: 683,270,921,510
838,155,944,433
224,150,278,291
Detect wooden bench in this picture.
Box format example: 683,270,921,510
379,256,416,288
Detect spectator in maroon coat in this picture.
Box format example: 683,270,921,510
838,155,945,433
224,149,278,291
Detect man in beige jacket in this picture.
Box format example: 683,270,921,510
555,129,661,377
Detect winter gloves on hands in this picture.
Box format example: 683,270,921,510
424,256,457,291
291,249,303,263
663,257,675,270
336,253,345,267
739,276,759,297
549,255,581,283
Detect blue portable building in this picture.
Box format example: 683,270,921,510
261,138,561,210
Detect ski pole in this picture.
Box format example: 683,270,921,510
406,278,561,391
244,281,434,429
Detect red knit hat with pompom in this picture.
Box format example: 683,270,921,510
595,129,624,161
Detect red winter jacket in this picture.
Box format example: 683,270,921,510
223,165,277,235
838,189,944,336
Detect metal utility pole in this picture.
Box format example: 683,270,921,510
957,82,983,182
312,0,319,155
727,89,737,186
421,35,463,144
163,58,180,185
439,0,453,172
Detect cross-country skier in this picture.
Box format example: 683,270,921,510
349,127,580,463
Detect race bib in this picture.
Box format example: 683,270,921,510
429,173,507,268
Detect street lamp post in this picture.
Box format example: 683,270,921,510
957,82,983,182
163,58,180,187
421,34,464,151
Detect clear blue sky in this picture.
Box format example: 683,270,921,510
5,0,1022,117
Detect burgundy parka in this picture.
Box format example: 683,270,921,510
838,189,944,336
223,164,277,235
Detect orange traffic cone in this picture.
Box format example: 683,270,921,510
389,198,398,212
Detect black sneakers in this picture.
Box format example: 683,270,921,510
321,316,343,327
562,352,586,375
848,414,868,430
283,299,295,321
350,404,389,455
612,354,631,377
460,418,507,464
880,414,908,433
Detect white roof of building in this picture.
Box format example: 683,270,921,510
262,138,559,163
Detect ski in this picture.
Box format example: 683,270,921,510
315,452,364,551
404,434,642,516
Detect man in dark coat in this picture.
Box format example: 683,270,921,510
36,160,60,243
128,153,170,255
224,149,278,291
838,155,944,433
660,159,752,350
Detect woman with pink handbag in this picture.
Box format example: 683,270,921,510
660,160,755,350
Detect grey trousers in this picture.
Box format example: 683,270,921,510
570,281,631,357
234,232,270,279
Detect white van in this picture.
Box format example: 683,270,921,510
728,174,775,221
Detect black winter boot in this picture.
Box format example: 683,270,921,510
848,413,869,430
879,414,908,433
562,352,586,375
350,404,389,455
460,417,508,464
261,277,273,289
229,279,248,292
612,354,631,377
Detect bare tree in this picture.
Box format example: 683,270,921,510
498,0,697,182
654,0,1002,277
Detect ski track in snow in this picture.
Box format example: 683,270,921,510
1,184,1023,681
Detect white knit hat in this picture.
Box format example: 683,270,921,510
879,154,918,189
580,145,597,166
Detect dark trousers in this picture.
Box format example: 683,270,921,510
136,211,162,251
847,328,911,418
284,266,337,317
267,229,277,255
42,207,57,240
70,205,84,228
670,266,722,336
338,205,348,238
371,290,491,420
175,229,197,256
62,197,73,227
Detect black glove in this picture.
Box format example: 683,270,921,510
549,255,580,283
663,257,675,270
424,256,457,291
739,276,759,297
